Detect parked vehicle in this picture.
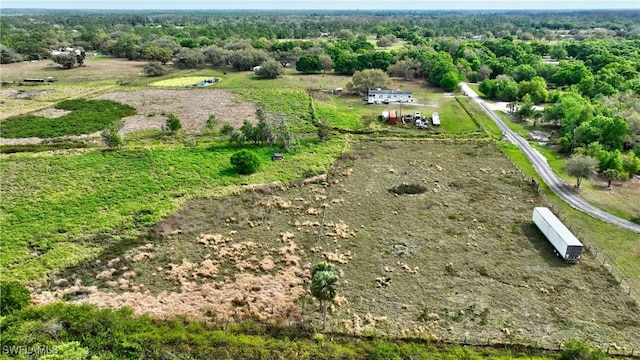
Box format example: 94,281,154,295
532,207,583,263
414,111,421,120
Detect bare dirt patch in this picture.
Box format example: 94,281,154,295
0,58,146,83
98,89,256,133
32,107,71,118
36,140,640,349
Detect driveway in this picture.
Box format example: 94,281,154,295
460,82,640,234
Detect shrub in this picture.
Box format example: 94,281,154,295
206,114,217,129
220,123,234,135
102,121,125,148
559,340,606,360
0,281,30,315
143,61,168,77
230,150,261,175
166,114,182,133
40,341,90,360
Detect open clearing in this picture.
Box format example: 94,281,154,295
0,57,146,83
98,89,257,133
35,140,640,349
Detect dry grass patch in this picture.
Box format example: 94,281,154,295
98,89,256,133
34,140,640,348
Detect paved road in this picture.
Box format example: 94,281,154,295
460,82,640,234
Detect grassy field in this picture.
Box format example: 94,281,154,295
456,97,503,139
2,57,639,356
0,137,346,284
1,99,135,138
1,302,559,360
33,140,640,350
0,56,146,83
366,35,411,52
501,142,640,300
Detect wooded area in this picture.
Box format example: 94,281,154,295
2,10,639,177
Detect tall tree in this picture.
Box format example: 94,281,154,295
345,69,391,94
296,54,322,73
602,168,620,187
311,262,338,331
318,54,334,74
566,154,598,189
255,60,283,79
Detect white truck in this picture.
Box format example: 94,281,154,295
532,207,583,263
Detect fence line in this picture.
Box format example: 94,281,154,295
500,146,635,299
316,329,640,358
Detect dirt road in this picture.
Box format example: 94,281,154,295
460,82,640,234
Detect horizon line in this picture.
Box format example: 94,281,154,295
2,7,639,10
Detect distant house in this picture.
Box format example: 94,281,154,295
367,89,413,104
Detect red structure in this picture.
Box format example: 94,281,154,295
389,110,397,125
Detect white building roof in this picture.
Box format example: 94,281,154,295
368,89,412,95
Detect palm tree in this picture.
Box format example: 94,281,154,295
311,262,338,331
311,261,333,278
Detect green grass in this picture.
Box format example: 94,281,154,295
456,97,502,139
497,111,531,138
237,88,317,132
150,76,217,87
366,35,410,51
143,68,349,91
0,137,346,284
0,302,558,360
1,99,135,138
315,102,363,130
500,142,640,301
438,98,481,134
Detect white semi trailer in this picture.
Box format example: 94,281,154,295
532,207,583,263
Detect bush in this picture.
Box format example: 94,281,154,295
166,114,182,133
102,121,125,148
220,123,234,135
230,150,261,175
0,281,30,315
559,340,606,360
206,114,217,129
143,61,168,77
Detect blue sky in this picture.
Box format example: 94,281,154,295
1,0,639,10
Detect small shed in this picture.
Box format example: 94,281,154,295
389,110,397,125
432,112,440,126
382,110,390,122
